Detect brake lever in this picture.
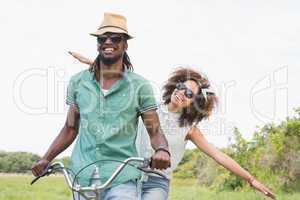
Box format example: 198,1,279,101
137,167,168,180
137,158,168,180
30,165,53,185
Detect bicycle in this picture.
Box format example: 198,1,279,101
31,157,167,200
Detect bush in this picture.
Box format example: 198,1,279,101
0,151,40,173
173,108,300,192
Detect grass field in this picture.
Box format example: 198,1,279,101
0,175,299,200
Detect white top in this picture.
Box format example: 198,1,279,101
136,103,192,179
101,88,109,95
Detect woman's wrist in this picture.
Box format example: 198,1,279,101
246,175,255,187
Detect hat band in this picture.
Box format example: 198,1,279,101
98,25,128,33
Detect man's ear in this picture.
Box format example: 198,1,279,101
124,41,128,51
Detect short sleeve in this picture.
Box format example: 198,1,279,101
137,81,157,114
66,77,77,106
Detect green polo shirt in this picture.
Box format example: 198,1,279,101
66,69,157,187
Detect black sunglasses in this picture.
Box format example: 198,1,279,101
97,34,123,44
175,82,194,99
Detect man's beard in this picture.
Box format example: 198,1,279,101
99,52,123,65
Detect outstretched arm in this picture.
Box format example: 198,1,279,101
68,51,93,65
186,126,276,199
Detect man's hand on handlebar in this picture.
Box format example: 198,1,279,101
31,159,50,177
150,150,171,170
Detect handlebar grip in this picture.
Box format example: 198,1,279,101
148,157,171,168
30,165,53,185
30,176,41,185
138,158,168,180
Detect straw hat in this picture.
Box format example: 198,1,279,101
90,13,133,39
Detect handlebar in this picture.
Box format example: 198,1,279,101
31,157,167,199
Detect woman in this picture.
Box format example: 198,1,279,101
69,52,276,200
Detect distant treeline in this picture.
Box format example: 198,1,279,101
0,151,69,174
1,109,299,192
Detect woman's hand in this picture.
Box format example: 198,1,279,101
68,51,93,65
250,178,276,199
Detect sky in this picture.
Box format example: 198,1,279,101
1,0,300,157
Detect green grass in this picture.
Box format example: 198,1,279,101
169,179,299,200
0,175,299,200
0,175,69,200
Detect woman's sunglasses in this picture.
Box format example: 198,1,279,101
175,82,194,99
97,34,123,44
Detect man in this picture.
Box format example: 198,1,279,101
31,13,171,200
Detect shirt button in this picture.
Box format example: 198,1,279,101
97,112,104,118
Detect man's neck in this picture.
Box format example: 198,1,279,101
99,59,124,77
96,59,124,90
